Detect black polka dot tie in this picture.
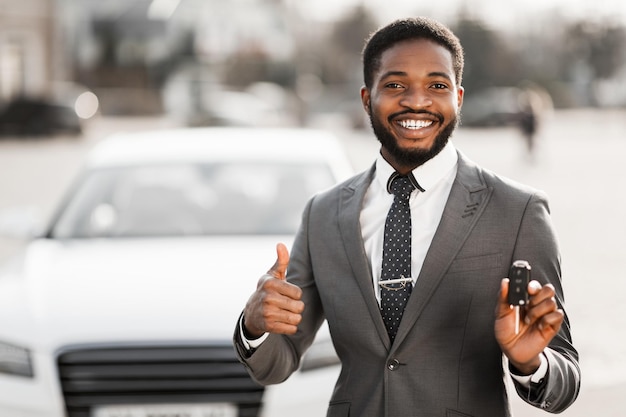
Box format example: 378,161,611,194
380,174,415,343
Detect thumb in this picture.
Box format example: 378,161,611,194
496,278,511,315
267,242,290,280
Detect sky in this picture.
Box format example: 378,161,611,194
291,0,626,29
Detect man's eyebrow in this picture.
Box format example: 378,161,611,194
379,70,408,80
378,70,454,82
428,71,454,81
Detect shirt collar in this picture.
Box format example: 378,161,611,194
375,141,458,194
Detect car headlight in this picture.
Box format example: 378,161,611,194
0,340,34,378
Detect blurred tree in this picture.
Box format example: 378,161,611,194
452,17,523,93
322,5,378,85
565,21,626,80
222,51,296,88
592,25,626,80
332,6,377,59
560,20,626,105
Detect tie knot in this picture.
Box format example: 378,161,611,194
389,175,414,200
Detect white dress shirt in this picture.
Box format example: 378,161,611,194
361,141,457,302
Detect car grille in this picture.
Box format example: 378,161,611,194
56,344,264,417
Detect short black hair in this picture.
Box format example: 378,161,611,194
362,17,464,89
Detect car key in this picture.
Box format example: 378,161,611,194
508,260,531,334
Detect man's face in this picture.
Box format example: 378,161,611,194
361,38,464,172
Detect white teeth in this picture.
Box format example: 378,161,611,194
399,119,433,129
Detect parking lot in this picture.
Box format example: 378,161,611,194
1,108,625,416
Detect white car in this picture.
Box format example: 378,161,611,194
0,127,349,417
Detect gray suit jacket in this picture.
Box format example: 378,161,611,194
235,151,580,417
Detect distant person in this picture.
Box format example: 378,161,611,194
234,17,580,416
518,89,540,156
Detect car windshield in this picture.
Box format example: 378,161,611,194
50,161,334,238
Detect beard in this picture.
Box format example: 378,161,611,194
369,105,459,168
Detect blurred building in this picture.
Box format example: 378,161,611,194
56,0,299,117
0,0,372,125
0,0,298,110
0,0,61,103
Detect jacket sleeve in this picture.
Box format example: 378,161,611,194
512,347,581,412
510,191,581,412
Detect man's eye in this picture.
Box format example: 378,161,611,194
385,83,403,89
432,83,448,89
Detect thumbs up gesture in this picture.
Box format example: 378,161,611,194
243,243,304,337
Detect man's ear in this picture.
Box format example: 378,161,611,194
457,85,464,108
360,86,371,115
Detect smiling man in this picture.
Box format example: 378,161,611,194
235,17,580,417
362,34,463,173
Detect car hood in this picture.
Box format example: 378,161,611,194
0,236,291,351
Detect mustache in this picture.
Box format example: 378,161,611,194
388,109,444,124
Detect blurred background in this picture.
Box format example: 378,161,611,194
0,0,625,416
1,0,625,128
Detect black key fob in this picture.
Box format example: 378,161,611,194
508,260,531,306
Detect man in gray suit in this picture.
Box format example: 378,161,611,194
234,17,580,416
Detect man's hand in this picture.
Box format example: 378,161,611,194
495,278,564,375
243,243,304,338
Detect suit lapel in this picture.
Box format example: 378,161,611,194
394,151,493,346
338,164,391,346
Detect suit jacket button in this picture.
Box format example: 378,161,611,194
387,359,400,371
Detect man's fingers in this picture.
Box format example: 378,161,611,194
528,282,555,304
263,285,304,313
261,304,303,334
249,282,304,335
527,280,543,296
245,277,304,336
524,294,560,325
273,281,303,308
267,242,290,280
540,310,564,332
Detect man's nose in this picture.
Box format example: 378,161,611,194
399,87,433,109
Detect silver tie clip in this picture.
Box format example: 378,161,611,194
378,275,413,290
